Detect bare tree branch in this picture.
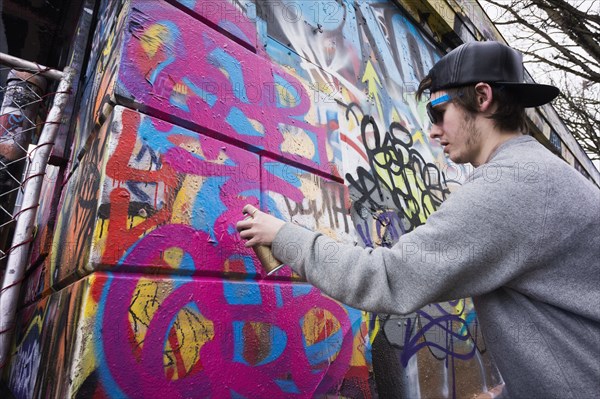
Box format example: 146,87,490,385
530,0,600,62
520,51,597,80
484,0,600,81
479,0,600,163
543,0,600,24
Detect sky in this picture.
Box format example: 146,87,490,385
478,0,600,172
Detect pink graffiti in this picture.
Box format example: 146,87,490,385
100,262,355,397
103,108,261,274
118,0,340,178
103,107,342,278
172,0,257,50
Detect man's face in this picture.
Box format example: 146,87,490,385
428,91,482,165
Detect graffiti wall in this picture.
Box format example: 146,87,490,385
5,0,505,398
8,272,374,398
254,2,501,397
6,277,86,399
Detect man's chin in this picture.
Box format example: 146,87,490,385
446,152,458,162
448,153,468,164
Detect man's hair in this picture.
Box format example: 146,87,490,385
416,75,527,132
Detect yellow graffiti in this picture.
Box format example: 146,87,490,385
350,315,371,367
301,308,341,364
172,175,204,225
372,142,436,225
93,212,151,252
163,248,185,269
280,128,316,160
366,312,380,346
75,276,104,395
171,81,189,109
362,60,384,119
125,279,214,379
103,30,115,59
275,81,299,107
166,305,215,380
248,118,266,135
298,175,321,201
141,24,170,58
411,129,428,147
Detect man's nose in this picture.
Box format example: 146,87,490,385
429,124,443,140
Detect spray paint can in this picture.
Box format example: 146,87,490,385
245,213,284,275
254,244,284,275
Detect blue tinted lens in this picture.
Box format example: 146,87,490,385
427,102,437,124
427,94,451,124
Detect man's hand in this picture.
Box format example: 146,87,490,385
236,204,286,247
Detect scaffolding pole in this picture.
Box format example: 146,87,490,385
0,52,74,368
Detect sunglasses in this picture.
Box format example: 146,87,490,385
426,93,452,125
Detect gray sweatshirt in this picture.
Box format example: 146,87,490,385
272,136,600,398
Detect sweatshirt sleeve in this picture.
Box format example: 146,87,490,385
271,165,548,315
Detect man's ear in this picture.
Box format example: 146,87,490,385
474,82,493,112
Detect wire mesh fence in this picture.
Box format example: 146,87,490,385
0,67,50,264
0,55,73,367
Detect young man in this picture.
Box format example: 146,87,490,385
236,41,600,398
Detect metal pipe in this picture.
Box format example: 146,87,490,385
0,52,64,81
0,66,74,368
0,71,48,254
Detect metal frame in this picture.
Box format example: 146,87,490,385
0,52,74,368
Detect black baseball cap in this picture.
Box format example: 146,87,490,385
428,41,559,107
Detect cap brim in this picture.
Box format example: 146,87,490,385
499,82,560,107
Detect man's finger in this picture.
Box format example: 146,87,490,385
242,204,259,217
235,218,252,232
239,229,254,240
